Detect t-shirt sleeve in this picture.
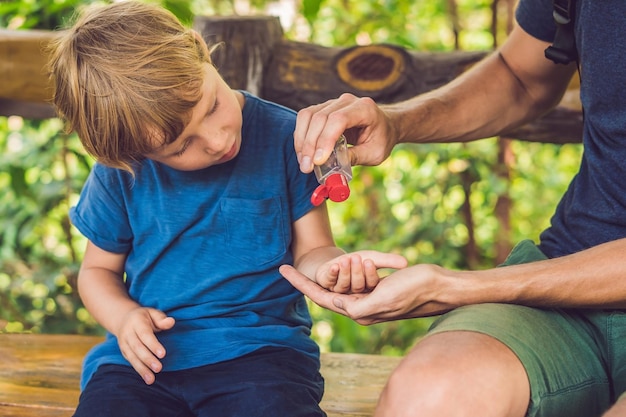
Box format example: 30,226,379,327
284,132,320,222
69,164,133,254
515,0,557,43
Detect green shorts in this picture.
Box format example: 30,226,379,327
429,240,626,417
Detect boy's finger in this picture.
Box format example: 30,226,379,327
359,251,408,269
334,256,353,293
363,259,380,290
122,343,157,385
136,328,167,361
349,255,366,293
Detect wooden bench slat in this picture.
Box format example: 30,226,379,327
0,406,73,417
0,334,399,417
320,353,401,416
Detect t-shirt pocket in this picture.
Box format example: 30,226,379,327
220,196,289,266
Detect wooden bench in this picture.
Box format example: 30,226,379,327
0,333,401,417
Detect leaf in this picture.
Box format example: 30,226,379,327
302,0,324,25
159,0,194,26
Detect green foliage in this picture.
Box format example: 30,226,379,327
302,0,324,26
0,0,195,30
0,0,583,358
290,0,497,51
0,117,98,334
157,0,196,25
0,0,87,29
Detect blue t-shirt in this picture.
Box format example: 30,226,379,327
517,0,626,258
70,92,321,389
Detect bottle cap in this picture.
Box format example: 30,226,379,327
310,173,350,206
326,173,350,202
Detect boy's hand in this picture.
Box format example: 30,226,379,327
315,250,407,293
116,307,175,385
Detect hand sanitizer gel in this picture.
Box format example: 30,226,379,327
311,135,353,206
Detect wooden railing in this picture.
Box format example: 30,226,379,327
0,15,582,144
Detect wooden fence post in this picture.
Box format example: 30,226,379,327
193,15,284,96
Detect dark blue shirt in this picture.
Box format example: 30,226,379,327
517,0,626,258
70,92,321,389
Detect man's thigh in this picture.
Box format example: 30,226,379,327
597,309,626,401
430,303,611,417
375,329,530,417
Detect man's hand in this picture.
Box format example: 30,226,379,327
294,93,397,173
281,263,458,325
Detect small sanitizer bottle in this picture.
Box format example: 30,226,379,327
311,135,353,206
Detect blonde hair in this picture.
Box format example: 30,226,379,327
48,1,212,172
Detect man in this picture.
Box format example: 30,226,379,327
280,0,626,416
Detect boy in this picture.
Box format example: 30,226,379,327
48,2,406,417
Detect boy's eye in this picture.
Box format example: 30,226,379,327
208,100,219,116
175,140,191,157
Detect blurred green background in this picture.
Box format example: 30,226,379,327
0,0,582,356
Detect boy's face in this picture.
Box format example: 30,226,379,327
147,64,243,171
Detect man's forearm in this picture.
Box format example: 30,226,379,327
383,54,546,145
383,26,576,146
459,238,626,309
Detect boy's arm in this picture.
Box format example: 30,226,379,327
77,241,174,385
291,204,407,293
78,241,139,333
291,204,345,277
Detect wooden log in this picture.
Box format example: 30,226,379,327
193,16,582,143
262,42,487,108
192,16,488,108
0,28,59,119
0,29,58,105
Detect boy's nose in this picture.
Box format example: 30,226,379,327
200,135,223,154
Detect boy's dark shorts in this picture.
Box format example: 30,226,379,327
429,239,626,417
73,346,325,417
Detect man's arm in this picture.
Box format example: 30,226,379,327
281,238,626,325
385,23,577,145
